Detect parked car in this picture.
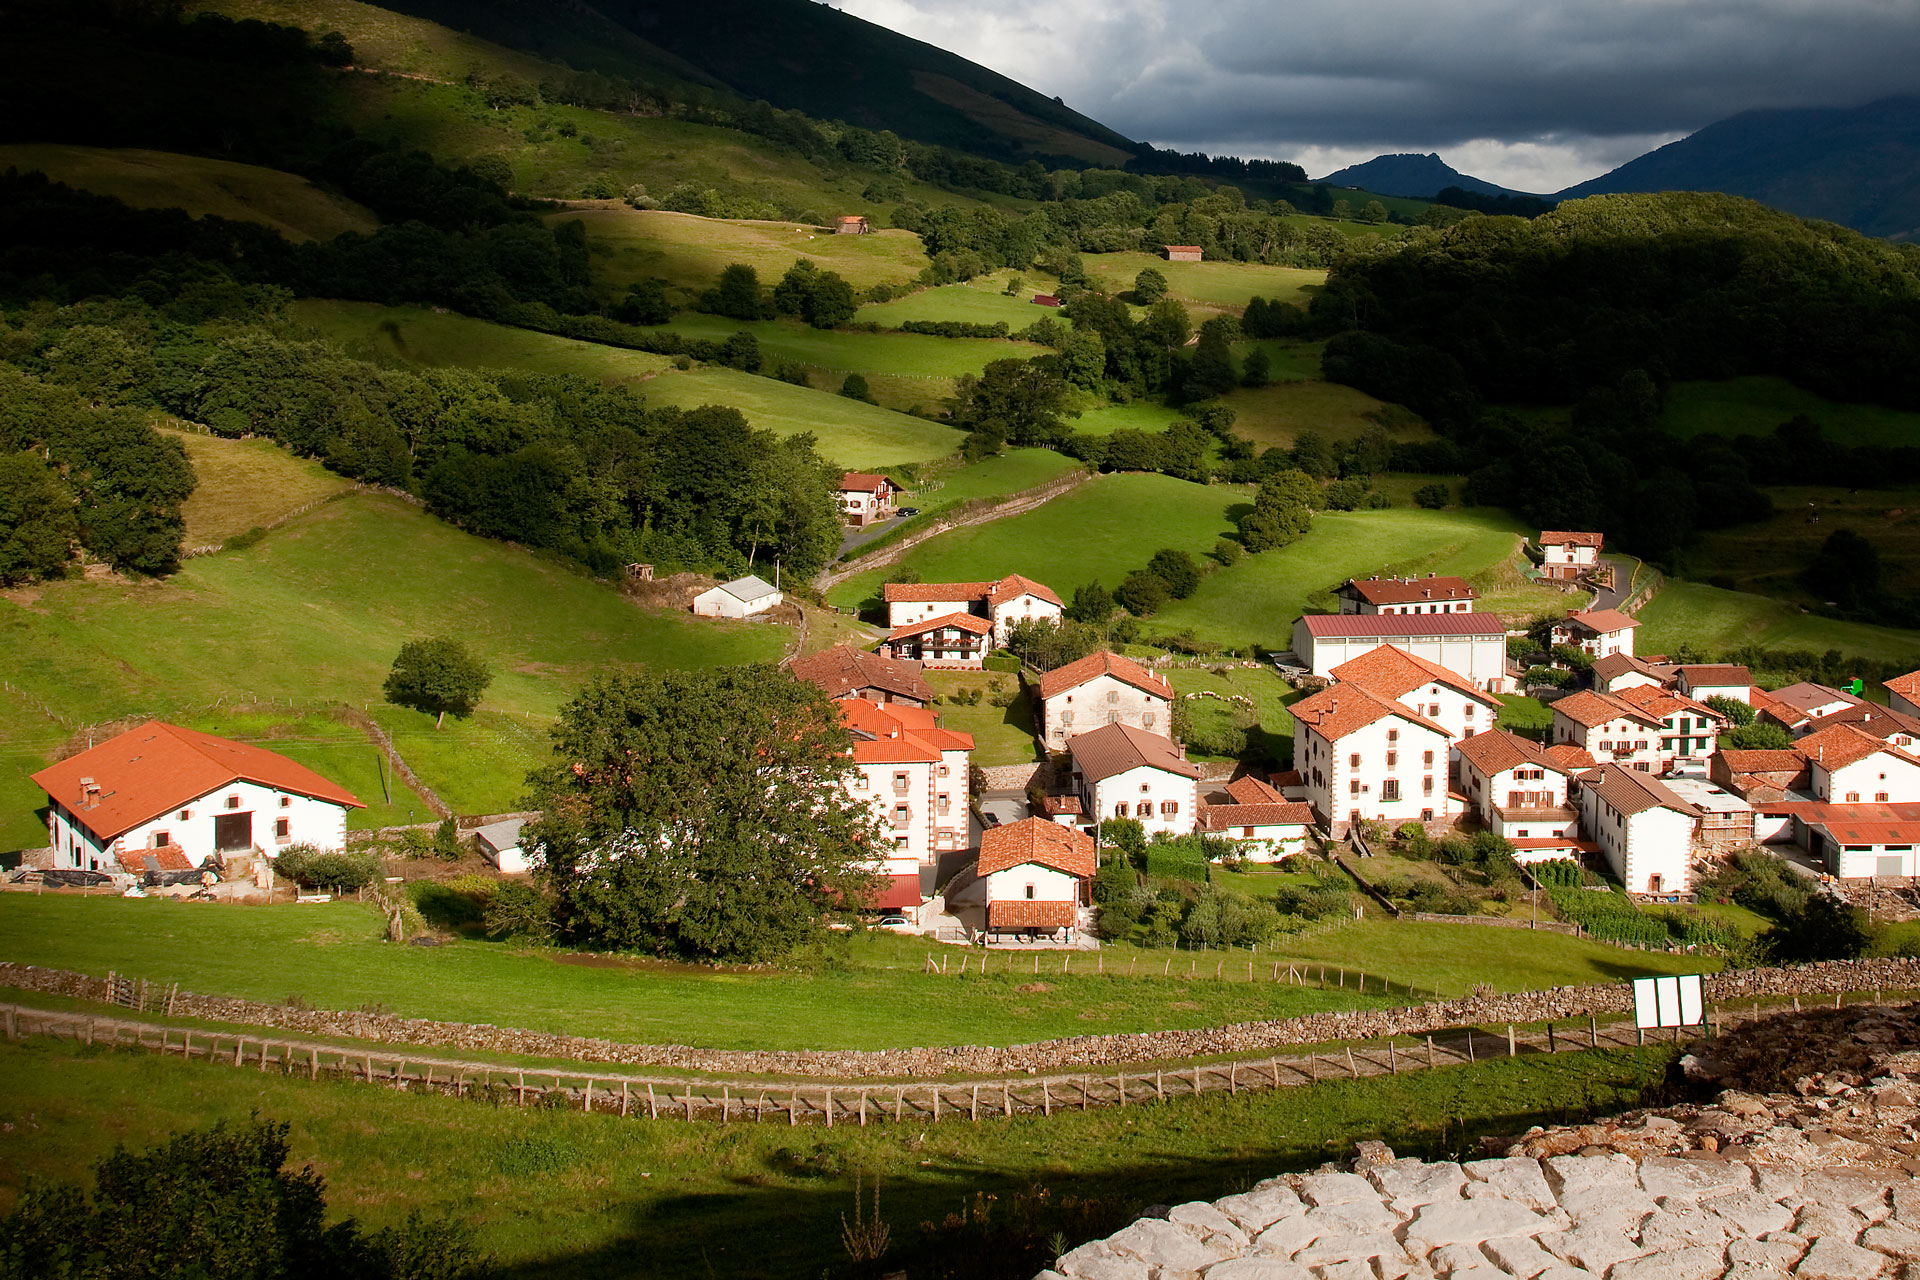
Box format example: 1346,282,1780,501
878,914,915,932
896,507,920,518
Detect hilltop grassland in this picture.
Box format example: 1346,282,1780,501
1082,253,1322,315
290,300,964,467
857,271,1061,329
0,144,378,242
1635,580,1920,667
566,208,933,300
653,313,1047,382
158,426,357,547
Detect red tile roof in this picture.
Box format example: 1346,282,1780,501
1292,683,1450,743
1036,650,1173,702
1540,531,1604,548
1811,703,1920,742
1225,775,1287,805
1718,749,1806,774
863,873,922,910
1551,689,1660,730
1299,613,1503,638
1592,653,1666,685
1339,576,1479,606
839,471,895,493
1202,801,1314,831
1455,729,1566,777
987,573,1064,608
987,899,1077,928
1068,722,1201,781
1543,744,1598,771
117,844,195,874
1887,670,1920,700
977,817,1097,878
1675,664,1751,688
33,721,363,841
1613,682,1717,721
791,646,932,704
883,580,993,603
838,699,972,764
1797,722,1915,772
1566,608,1640,633
1577,764,1698,817
886,611,994,641
1330,644,1497,704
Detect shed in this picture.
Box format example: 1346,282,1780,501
833,215,870,235
1164,246,1202,261
1031,294,1061,307
691,574,782,618
473,818,529,874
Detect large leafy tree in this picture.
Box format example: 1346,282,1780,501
383,636,494,728
950,358,1072,448
525,667,884,960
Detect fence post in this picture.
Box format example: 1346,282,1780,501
1346,1048,1358,1078
1388,1041,1397,1074
1589,1016,1598,1048
970,1085,978,1122
1269,1057,1281,1087
824,1087,832,1128
1547,1023,1555,1053
1508,1025,1516,1057
1427,1036,1436,1069
648,1083,658,1120
584,1078,593,1112
896,1088,904,1123
1042,1080,1051,1115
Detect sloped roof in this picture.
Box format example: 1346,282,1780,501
473,817,526,853
839,471,895,493
1225,775,1288,805
1718,749,1806,775
987,573,1063,608
709,574,778,602
1613,682,1717,722
883,580,992,603
33,721,364,841
1551,689,1661,729
1565,608,1639,634
1330,644,1497,704
1540,531,1604,548
1761,682,1862,716
887,611,994,641
1339,575,1479,606
1797,722,1917,773
1455,729,1566,778
1592,652,1666,685
1299,613,1503,639
1202,801,1315,831
1886,670,1920,701
987,899,1077,928
1068,721,1201,781
118,844,194,875
977,817,1097,878
791,646,932,704
1578,764,1699,818
1543,744,1598,771
1291,683,1451,742
1037,650,1173,702
1675,664,1751,687
1812,702,1920,742
839,699,972,765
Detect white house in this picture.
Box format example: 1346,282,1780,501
1612,683,1723,769
1291,613,1510,692
1551,608,1640,659
1036,650,1174,751
1199,775,1315,859
691,574,782,618
882,574,1063,644
33,721,363,873
838,472,901,525
1453,730,1582,856
1068,722,1201,838
1576,764,1701,896
1549,686,1718,775
1539,531,1603,580
1886,669,1920,720
976,817,1096,936
1797,722,1920,805
1334,574,1479,616
473,817,529,874
1754,682,1865,736
878,612,993,669
1673,664,1752,707
1591,653,1669,696
839,699,972,877
1291,683,1458,832
1328,643,1502,760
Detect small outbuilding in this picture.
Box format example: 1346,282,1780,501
833,215,871,235
1164,245,1202,262
977,818,1096,938
691,574,782,619
473,817,530,874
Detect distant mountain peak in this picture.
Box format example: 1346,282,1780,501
1314,152,1533,200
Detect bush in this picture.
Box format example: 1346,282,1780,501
408,878,485,930
1548,886,1666,945
1211,537,1243,567
1530,858,1585,888
1144,841,1209,883
484,882,553,940
1767,893,1871,962
1704,694,1755,726
274,845,381,891
1414,482,1450,509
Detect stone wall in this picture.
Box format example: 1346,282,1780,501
7,957,1920,1084
979,762,1047,792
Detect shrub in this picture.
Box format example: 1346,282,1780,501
1211,538,1243,567
484,882,553,940
1414,482,1450,509
1144,840,1209,884
1548,886,1666,945
408,878,485,930
274,845,380,891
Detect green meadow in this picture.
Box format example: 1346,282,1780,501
1222,380,1429,451
160,425,356,548
1166,666,1303,763
637,366,962,467
1082,253,1323,313
828,473,1244,610
1680,484,1920,601
1635,579,1920,667
654,313,1045,380
1152,506,1562,649
0,143,378,242
566,208,931,299
857,273,1059,329
1660,376,1920,448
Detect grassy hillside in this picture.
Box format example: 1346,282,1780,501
160,427,357,548
566,208,931,301
1681,484,1920,601
1151,507,1565,649
1660,376,1920,447
828,473,1243,610
291,301,962,467
857,271,1055,330
1635,579,1920,666
655,313,1045,381
0,144,378,242
1083,253,1323,315
0,455,786,839
1223,382,1430,451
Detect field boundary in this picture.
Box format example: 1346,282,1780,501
817,468,1091,590
0,992,1898,1127
5,956,1917,1080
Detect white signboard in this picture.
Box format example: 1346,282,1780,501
1631,974,1704,1029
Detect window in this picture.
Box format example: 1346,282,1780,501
1115,803,1128,818
1463,704,1475,718
1635,740,1648,752
177,809,190,821
1463,728,1474,739
854,775,870,790
1420,808,1434,821
1387,728,1399,743
1143,712,1156,728
1108,689,1119,704
1387,751,1399,768
1847,792,1861,803
1349,753,1361,769
1429,704,1441,717
1025,884,1035,899
278,795,291,809
1381,780,1400,802
225,794,241,810
1135,801,1153,817
1109,711,1120,724
893,772,910,794
1062,710,1075,725
151,830,169,847
1423,776,1434,796
274,817,290,841
1424,750,1434,766
1140,782,1151,793
937,795,951,815
894,835,910,849
937,764,950,777
1878,792,1890,803
1161,800,1179,816
1350,780,1361,795
1598,741,1611,752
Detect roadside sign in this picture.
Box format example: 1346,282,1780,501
1632,974,1703,1029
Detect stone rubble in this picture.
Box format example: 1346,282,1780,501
1039,1003,1920,1280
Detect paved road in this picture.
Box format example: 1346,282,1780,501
1591,554,1634,612
837,513,910,560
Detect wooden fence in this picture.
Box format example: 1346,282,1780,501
1,999,1718,1128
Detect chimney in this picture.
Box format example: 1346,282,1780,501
79,777,100,809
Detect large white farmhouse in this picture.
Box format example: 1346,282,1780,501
1291,613,1510,692
1328,644,1503,758
33,721,364,873
882,573,1063,645
1067,722,1201,838
1291,683,1459,832
975,817,1096,937
1575,763,1700,896
1035,650,1174,751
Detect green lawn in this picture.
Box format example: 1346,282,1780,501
1660,376,1920,448
0,1034,1669,1279
564,208,930,300
1152,507,1564,649
1081,254,1323,314
1220,380,1430,451
1233,339,1324,382
925,671,1036,766
1167,667,1301,763
1635,579,1920,666
828,473,1243,611
0,487,785,829
170,710,432,830
160,426,356,548
291,301,963,468
858,273,1058,329
0,143,378,243
1069,402,1188,437
653,313,1044,380
1495,695,1554,735
907,449,1081,510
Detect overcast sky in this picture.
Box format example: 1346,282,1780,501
834,0,1920,193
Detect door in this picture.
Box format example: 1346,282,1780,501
214,811,253,852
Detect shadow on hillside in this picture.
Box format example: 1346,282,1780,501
487,1082,1665,1280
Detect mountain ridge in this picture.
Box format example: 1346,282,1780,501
1314,153,1535,200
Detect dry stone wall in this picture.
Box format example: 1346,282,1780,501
6,958,1920,1082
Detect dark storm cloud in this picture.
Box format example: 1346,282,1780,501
836,0,1920,188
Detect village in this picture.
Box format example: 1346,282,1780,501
21,490,1920,954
